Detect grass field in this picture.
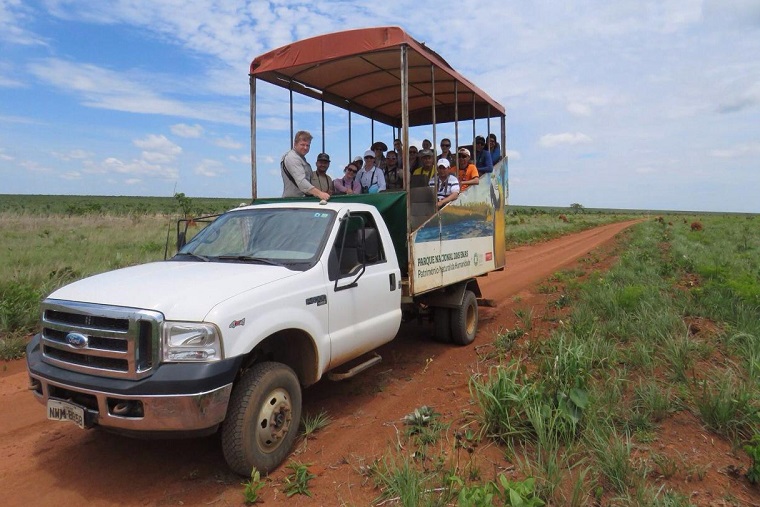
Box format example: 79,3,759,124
371,215,760,505
1,195,758,503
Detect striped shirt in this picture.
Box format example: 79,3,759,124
429,174,460,200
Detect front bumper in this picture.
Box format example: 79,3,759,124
26,334,244,433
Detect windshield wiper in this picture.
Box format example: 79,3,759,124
174,252,210,262
215,255,285,267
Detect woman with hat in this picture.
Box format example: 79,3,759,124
371,141,388,170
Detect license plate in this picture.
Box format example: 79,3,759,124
47,399,85,429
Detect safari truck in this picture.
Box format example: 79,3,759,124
26,27,508,476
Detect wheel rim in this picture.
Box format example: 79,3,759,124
255,387,293,453
465,302,477,336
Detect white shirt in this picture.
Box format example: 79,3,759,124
358,166,387,192
429,174,460,200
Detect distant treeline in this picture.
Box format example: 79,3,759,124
0,195,756,218
507,204,758,217
0,194,250,216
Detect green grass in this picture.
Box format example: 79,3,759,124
282,461,315,497
300,409,331,438
504,206,640,248
0,194,242,356
388,215,759,504
0,194,245,216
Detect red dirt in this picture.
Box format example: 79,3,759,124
1,220,756,506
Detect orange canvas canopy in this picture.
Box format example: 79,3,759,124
250,26,505,127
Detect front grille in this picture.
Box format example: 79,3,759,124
40,300,163,380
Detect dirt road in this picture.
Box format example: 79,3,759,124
0,220,640,506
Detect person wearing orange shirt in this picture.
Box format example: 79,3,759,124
455,148,479,191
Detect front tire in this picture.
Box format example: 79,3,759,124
221,362,302,476
450,290,478,345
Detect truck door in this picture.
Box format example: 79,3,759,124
326,213,401,368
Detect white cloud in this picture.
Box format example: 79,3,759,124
505,150,520,161
133,134,182,164
0,74,23,87
539,133,593,148
194,159,225,177
0,114,40,124
171,123,204,138
52,149,94,161
19,160,52,173
710,141,760,158
87,156,179,180
228,153,250,164
124,178,141,185
0,0,46,45
0,148,14,161
566,102,592,116
214,136,243,149
27,58,247,125
60,171,81,180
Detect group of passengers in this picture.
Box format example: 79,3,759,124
281,130,502,207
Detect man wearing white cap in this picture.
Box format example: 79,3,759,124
358,149,386,193
429,158,460,209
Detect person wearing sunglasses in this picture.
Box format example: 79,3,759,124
310,152,334,195
456,148,480,192
474,135,493,176
439,138,455,166
487,133,502,165
384,150,403,190
407,145,419,175
334,161,362,195
359,149,386,193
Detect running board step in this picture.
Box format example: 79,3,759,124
327,352,382,381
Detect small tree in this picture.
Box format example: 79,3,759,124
570,203,585,214
174,192,193,218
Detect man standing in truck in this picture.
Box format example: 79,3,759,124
281,130,331,200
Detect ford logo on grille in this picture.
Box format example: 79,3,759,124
66,332,89,349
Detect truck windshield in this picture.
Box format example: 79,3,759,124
175,208,336,269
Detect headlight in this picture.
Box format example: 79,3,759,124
162,322,223,362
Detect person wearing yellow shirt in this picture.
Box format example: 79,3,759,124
411,149,436,181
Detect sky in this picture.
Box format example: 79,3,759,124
1,1,759,212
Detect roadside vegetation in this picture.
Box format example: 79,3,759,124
362,215,759,505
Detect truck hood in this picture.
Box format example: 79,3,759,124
48,261,300,321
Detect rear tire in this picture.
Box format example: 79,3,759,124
450,290,478,345
433,307,452,343
221,362,302,476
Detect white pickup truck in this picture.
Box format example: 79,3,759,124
27,26,508,475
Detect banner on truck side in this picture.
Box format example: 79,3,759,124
411,165,507,294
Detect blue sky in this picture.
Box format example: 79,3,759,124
1,1,759,212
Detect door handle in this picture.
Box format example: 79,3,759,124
389,273,396,291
